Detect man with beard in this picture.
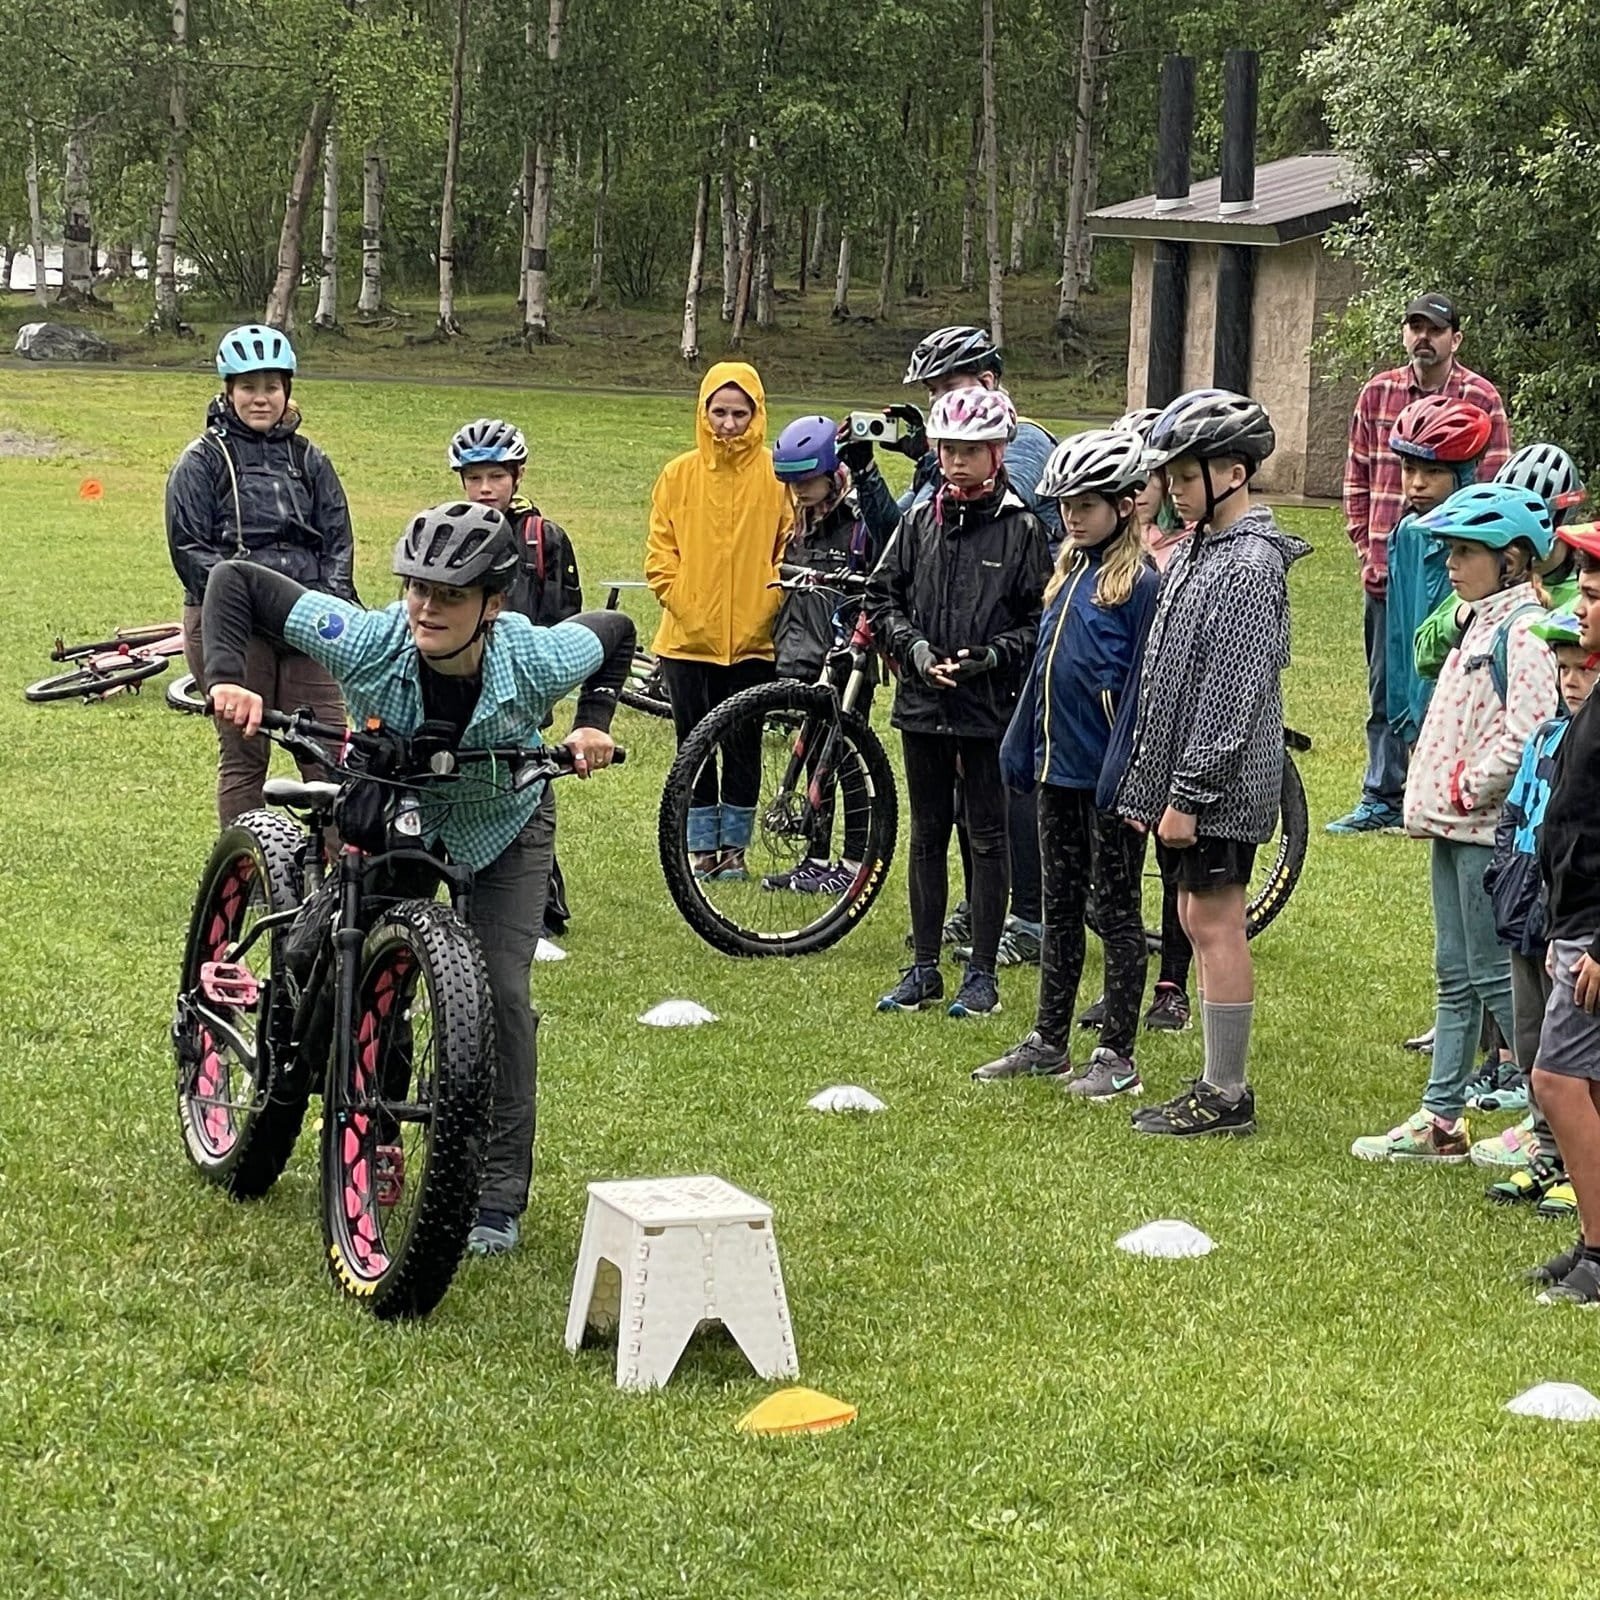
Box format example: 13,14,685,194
1331,293,1511,833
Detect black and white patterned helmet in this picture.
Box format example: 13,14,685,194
1495,443,1585,525
448,417,528,470
392,502,521,593
1039,429,1150,500
1146,389,1275,469
1114,407,1164,442
903,325,1003,385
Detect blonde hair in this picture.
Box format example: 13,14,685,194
1044,513,1145,609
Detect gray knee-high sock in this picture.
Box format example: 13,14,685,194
1202,1001,1254,1097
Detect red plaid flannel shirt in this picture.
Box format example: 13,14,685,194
1343,361,1511,574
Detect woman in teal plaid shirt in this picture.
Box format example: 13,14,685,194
204,502,635,1258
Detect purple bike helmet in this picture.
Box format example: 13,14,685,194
772,415,841,482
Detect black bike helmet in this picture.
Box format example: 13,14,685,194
903,325,1003,386
1146,389,1276,471
392,502,520,594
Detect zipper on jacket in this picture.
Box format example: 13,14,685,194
1039,556,1088,777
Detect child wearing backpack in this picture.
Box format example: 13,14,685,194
1522,530,1600,1303
867,386,1051,1019
450,418,584,941
1352,484,1559,1164
1479,605,1598,1215
972,427,1159,1093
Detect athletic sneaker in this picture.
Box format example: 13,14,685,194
1325,799,1403,835
942,901,972,947
971,1030,1070,1082
1064,1047,1143,1102
1402,1025,1435,1054
1524,1238,1585,1287
1351,1109,1470,1163
1469,1115,1538,1170
1536,1255,1600,1306
691,851,721,880
467,1210,520,1257
876,963,944,1013
1465,1055,1527,1112
706,848,749,881
762,858,855,893
1143,983,1191,1032
1538,1180,1580,1222
953,915,1043,968
1132,1079,1255,1136
1487,1166,1555,1207
948,966,1001,1018
1077,995,1107,1031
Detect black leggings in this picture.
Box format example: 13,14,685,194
1036,785,1148,1056
902,731,1009,970
956,783,1043,924
659,656,775,811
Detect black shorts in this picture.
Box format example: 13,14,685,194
1159,834,1257,892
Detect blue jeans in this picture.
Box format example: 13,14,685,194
1363,590,1409,808
1423,839,1515,1119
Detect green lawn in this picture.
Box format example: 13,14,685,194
2,369,1598,1599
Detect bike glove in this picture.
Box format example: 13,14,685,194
944,647,998,683
909,639,940,683
883,403,928,461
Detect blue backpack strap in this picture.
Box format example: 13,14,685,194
1489,602,1546,704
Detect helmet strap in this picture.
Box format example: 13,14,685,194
1197,459,1246,532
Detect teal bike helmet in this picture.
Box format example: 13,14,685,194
1417,482,1555,559
217,324,297,379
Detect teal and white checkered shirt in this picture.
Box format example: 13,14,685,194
284,595,603,870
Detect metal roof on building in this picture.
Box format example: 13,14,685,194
1088,152,1358,246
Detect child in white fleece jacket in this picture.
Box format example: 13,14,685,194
1353,484,1558,1165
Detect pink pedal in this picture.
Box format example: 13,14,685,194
200,961,261,1006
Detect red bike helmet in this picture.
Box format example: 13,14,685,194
1388,394,1493,464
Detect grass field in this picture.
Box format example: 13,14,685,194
3,367,1599,1599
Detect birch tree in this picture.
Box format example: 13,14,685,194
436,0,468,336
150,0,188,331
313,120,340,328
521,0,566,344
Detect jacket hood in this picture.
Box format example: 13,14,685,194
207,393,304,444
695,361,768,467
1198,505,1312,569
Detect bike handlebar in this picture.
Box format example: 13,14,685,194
774,563,870,594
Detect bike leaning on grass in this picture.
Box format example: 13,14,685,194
658,564,898,957
172,708,624,1319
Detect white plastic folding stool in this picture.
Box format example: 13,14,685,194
564,1175,800,1391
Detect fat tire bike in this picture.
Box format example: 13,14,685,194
171,707,621,1320
166,673,210,715
603,581,671,720
24,622,187,703
658,566,896,957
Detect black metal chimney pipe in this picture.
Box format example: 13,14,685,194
1148,54,1195,408
1213,48,1260,395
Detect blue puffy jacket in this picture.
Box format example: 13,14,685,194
1001,541,1160,793
1485,713,1570,954
902,418,1063,544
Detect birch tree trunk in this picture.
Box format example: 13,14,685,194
1007,146,1027,275
263,97,333,330
831,230,850,317
25,117,47,307
583,127,609,308
1056,0,1099,329
981,0,1004,344
754,177,774,328
728,183,757,347
313,120,340,329
436,0,468,336
796,204,809,295
357,143,386,314
151,0,188,331
718,130,738,322
875,209,896,319
679,170,709,362
60,125,94,302
522,0,566,344
960,113,979,292
807,201,827,282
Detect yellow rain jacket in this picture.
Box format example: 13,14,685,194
646,362,792,664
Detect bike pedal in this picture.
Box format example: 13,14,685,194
199,961,261,1007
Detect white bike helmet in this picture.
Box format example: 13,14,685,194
449,418,529,471
1495,442,1585,526
926,386,1017,444
1114,407,1163,442
1039,429,1149,500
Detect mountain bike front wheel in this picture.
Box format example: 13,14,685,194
25,655,167,703
620,650,672,719
322,898,493,1321
658,679,897,957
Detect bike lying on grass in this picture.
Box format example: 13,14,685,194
659,565,1309,959
172,706,622,1320
24,622,187,703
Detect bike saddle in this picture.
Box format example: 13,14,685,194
263,778,342,811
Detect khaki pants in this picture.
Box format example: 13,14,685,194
183,604,348,827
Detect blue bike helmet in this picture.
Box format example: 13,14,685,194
772,415,841,481
1417,482,1555,559
216,324,297,379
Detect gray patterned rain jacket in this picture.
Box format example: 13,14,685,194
1114,507,1311,843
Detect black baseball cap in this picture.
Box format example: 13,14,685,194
1404,292,1460,330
